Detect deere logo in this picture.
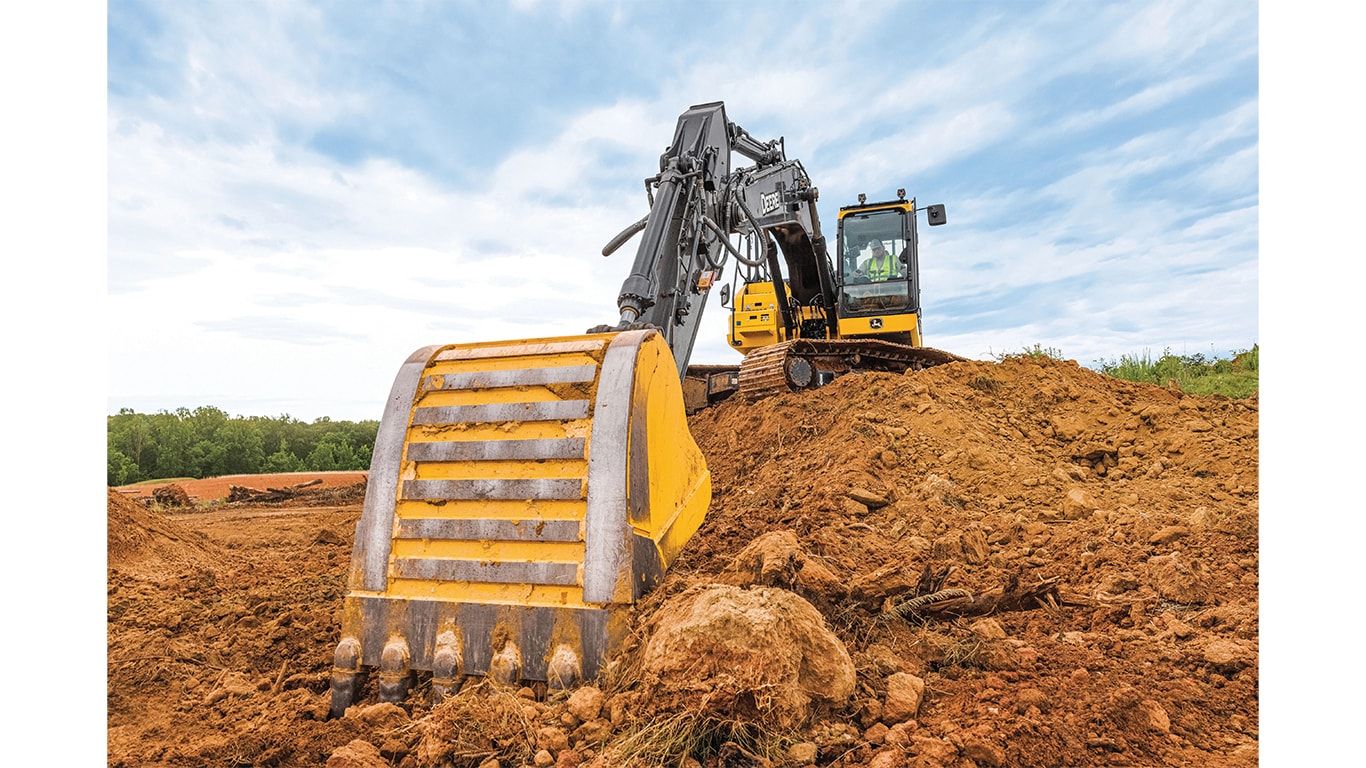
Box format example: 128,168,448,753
870,318,884,329
759,190,781,216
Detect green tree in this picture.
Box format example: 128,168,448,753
213,419,266,475
107,448,141,486
107,409,152,472
305,431,360,471
263,439,304,473
108,408,380,479
149,409,195,479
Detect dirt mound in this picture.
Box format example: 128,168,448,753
106,488,220,577
105,356,1259,768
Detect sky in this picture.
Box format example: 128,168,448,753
97,0,1266,423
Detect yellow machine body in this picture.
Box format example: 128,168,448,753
726,195,929,353
330,329,709,711
837,310,923,346
728,281,827,354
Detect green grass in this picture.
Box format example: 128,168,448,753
1094,344,1258,398
990,343,1066,362
118,477,196,487
991,343,1259,399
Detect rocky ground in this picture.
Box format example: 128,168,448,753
106,355,1259,767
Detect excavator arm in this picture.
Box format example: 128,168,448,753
598,101,796,375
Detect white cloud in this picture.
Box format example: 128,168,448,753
107,1,1259,420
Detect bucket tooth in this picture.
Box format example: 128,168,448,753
332,330,710,701
378,637,412,704
488,641,521,685
328,636,363,719
430,630,465,704
547,644,581,690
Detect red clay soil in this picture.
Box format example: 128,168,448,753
117,471,369,504
106,357,1258,767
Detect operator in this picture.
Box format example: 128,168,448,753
861,240,900,281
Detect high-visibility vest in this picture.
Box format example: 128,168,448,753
866,254,897,280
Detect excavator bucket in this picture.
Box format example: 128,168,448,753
329,329,710,717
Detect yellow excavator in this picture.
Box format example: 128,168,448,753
328,102,963,716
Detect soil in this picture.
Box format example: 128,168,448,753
117,471,369,505
106,356,1259,767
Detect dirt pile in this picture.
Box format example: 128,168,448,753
107,488,220,578
106,356,1258,767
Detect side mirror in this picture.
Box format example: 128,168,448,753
926,204,947,226
718,284,731,305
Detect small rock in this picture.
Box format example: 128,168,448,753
1016,687,1049,713
326,740,388,768
352,702,408,729
787,741,819,764
555,749,582,768
841,497,871,517
1061,487,1096,520
1147,552,1210,604
566,686,605,722
908,734,958,763
882,672,925,722
533,749,555,767
883,721,917,746
868,747,907,768
931,535,962,559
1139,699,1171,733
1148,525,1189,545
537,726,570,753
849,487,892,508
1097,572,1139,594
1201,639,1254,672
961,737,1006,768
571,718,613,746
856,695,885,726
969,618,1007,640
313,528,344,545
864,722,890,744
607,694,636,726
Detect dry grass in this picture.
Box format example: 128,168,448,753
611,707,787,767
413,679,539,766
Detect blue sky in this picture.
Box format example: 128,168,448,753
98,0,1264,422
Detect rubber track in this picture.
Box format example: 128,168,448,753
738,339,969,400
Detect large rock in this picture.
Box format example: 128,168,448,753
639,584,855,728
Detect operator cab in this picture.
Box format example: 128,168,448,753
836,192,945,318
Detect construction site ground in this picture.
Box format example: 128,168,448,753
107,356,1260,767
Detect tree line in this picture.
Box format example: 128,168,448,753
107,406,379,487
